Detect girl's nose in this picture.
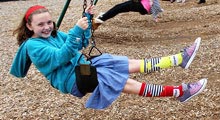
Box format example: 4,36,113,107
44,24,50,29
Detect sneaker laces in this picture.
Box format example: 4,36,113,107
186,44,196,54
188,82,201,89
180,43,196,55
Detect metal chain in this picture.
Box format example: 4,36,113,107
81,0,87,49
82,0,101,57
82,0,87,17
83,0,95,46
90,0,95,46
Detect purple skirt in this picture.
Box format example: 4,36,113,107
72,53,129,109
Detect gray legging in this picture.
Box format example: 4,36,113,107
99,0,148,21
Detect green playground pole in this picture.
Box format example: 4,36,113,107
57,0,71,28
93,0,98,5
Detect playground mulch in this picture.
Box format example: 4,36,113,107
1,0,219,119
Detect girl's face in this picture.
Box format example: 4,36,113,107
26,12,54,38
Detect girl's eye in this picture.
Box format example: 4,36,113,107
48,21,53,25
38,23,44,27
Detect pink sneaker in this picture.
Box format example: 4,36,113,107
180,37,201,69
178,78,207,102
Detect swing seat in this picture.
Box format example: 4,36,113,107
75,64,99,95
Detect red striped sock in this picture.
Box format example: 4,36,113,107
139,83,183,97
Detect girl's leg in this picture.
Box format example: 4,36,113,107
128,38,201,73
92,1,147,30
128,50,182,73
198,0,206,4
99,1,146,21
123,78,183,97
123,78,207,102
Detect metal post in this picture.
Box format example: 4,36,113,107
56,0,71,28
93,0,98,5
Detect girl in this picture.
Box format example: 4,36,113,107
11,5,207,110
92,0,163,30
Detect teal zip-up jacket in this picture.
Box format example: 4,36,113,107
10,13,91,94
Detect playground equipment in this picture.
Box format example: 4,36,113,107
57,0,99,28
56,0,101,58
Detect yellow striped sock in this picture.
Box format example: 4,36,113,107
140,53,183,73
155,53,183,69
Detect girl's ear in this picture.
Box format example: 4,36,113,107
26,23,33,31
